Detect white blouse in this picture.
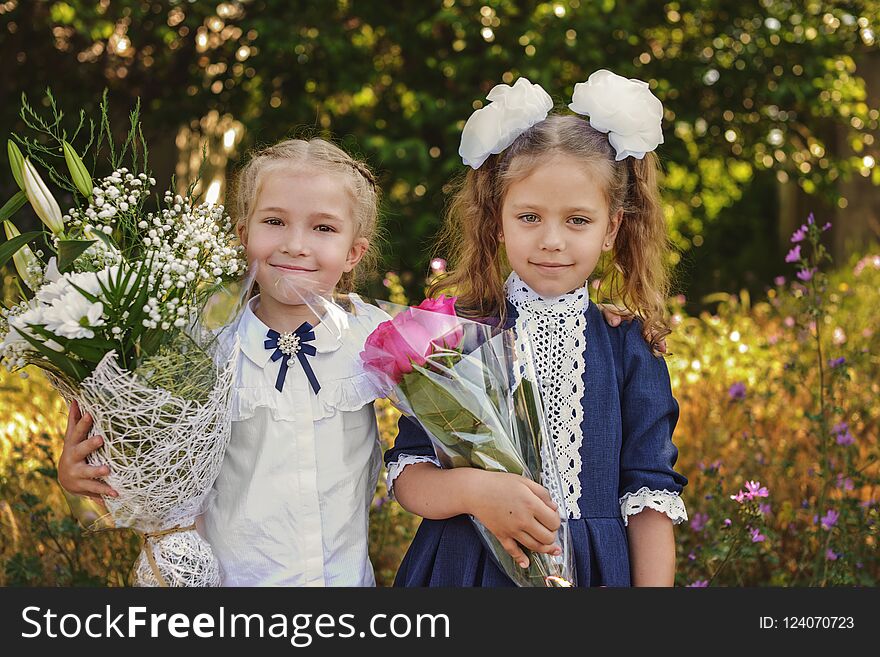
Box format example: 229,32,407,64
202,294,389,586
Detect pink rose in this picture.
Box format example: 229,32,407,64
361,295,463,384
410,295,463,351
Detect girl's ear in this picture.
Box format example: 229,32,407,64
237,221,248,248
602,209,623,252
344,237,369,273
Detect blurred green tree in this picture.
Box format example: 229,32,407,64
1,0,877,303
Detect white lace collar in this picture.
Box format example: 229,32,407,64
504,271,589,519
505,271,590,319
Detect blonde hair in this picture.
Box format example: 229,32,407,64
230,138,381,291
431,114,672,353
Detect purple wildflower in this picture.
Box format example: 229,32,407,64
728,381,746,401
730,490,747,503
836,431,855,446
829,356,846,369
745,480,769,499
820,509,839,530
833,422,855,446
785,245,801,263
688,551,696,561
790,226,808,243
835,475,854,491
759,503,772,516
825,549,839,561
774,275,786,286
822,222,832,232
797,267,817,282
687,580,709,588
749,528,766,543
690,513,709,532
807,212,815,225
723,518,732,527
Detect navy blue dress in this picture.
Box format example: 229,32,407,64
384,300,688,587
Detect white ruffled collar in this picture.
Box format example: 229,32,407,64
239,295,347,368
504,271,591,318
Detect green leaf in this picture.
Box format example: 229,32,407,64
89,227,118,253
0,230,42,269
63,339,109,363
0,191,27,222
57,239,96,273
7,140,25,191
65,278,101,304
16,327,87,381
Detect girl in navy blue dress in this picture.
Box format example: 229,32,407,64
385,71,689,587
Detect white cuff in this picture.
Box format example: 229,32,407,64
619,487,688,527
386,455,440,499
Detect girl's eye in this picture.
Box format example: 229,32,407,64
569,216,591,226
315,224,337,233
519,213,540,224
265,217,283,226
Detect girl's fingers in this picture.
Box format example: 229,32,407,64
522,521,558,548
73,433,103,460
500,537,529,569
64,401,81,440
80,479,118,498
532,501,562,533
522,479,557,510
76,462,111,480
515,530,559,556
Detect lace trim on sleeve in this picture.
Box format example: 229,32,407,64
386,454,440,499
619,486,688,527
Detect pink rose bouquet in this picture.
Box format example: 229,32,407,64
361,296,575,587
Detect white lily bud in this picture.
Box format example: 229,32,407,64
3,220,41,291
22,159,64,235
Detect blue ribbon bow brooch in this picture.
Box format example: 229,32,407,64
264,323,321,394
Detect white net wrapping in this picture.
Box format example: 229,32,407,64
134,530,221,587
50,338,239,587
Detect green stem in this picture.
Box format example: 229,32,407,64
707,527,744,586
809,250,832,587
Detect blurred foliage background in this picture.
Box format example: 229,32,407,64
1,0,878,302
1,0,878,585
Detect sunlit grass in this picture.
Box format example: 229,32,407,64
2,253,878,586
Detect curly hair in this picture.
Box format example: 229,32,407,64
430,114,673,353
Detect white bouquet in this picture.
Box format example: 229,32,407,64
0,91,248,586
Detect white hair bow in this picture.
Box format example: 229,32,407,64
458,71,664,168
458,78,553,169
568,69,664,161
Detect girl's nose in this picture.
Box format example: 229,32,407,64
281,226,309,255
539,223,565,251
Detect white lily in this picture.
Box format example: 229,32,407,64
3,220,41,291
22,158,64,235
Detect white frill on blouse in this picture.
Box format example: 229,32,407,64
619,486,688,527
232,293,387,422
